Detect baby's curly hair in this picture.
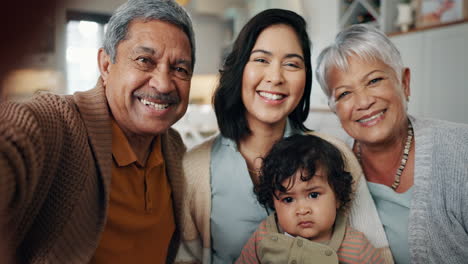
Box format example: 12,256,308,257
255,134,353,212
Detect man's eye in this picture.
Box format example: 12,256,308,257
172,66,192,80
135,57,156,70
282,197,293,203
175,67,188,74
136,57,152,64
309,192,319,199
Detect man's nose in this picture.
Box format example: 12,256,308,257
149,67,175,94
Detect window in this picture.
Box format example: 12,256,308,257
65,11,110,94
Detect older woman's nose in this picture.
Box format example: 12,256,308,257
355,89,376,110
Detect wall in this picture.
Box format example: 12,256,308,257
24,0,230,96
391,23,468,124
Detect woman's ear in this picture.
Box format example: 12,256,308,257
402,67,411,100
98,48,112,86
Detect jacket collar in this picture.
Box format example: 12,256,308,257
73,78,113,194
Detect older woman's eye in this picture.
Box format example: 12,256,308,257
368,77,383,85
336,91,350,100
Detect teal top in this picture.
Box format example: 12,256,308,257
368,182,413,264
210,120,301,264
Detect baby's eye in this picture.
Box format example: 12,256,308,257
308,192,320,199
282,197,294,203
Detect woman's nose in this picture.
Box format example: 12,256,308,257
354,89,376,110
265,64,284,85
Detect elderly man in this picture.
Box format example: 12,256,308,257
0,0,195,263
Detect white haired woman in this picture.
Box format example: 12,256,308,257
316,24,468,263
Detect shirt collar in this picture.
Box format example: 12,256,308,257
111,119,163,168
112,119,138,167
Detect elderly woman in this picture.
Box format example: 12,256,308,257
316,24,468,263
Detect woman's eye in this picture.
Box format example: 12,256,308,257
336,91,350,100
282,197,293,203
368,77,383,85
284,62,300,68
253,58,268,63
308,192,320,199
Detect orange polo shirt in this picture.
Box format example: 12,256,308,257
90,120,175,263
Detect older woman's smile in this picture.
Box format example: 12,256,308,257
357,110,386,124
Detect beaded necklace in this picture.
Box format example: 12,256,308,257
356,120,413,191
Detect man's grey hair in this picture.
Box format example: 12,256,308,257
103,0,195,68
315,24,403,98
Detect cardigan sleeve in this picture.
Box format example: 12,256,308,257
0,100,46,221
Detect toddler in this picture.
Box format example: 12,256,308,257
236,134,383,264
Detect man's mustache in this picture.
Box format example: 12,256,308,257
133,91,180,104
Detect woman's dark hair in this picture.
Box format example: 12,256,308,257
255,134,353,212
213,9,313,141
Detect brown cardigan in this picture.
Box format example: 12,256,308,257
0,79,186,263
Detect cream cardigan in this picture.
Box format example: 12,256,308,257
175,131,394,264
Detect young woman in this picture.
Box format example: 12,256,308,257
174,10,387,264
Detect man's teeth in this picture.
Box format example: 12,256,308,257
258,91,285,100
140,98,169,110
358,111,384,123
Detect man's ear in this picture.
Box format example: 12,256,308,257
402,67,411,99
98,48,112,86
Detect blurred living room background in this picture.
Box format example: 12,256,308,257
2,0,467,148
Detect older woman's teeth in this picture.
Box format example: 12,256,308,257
140,98,169,110
258,92,284,100
358,111,384,123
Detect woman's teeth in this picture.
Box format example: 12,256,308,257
140,98,169,110
258,91,285,100
358,111,384,123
